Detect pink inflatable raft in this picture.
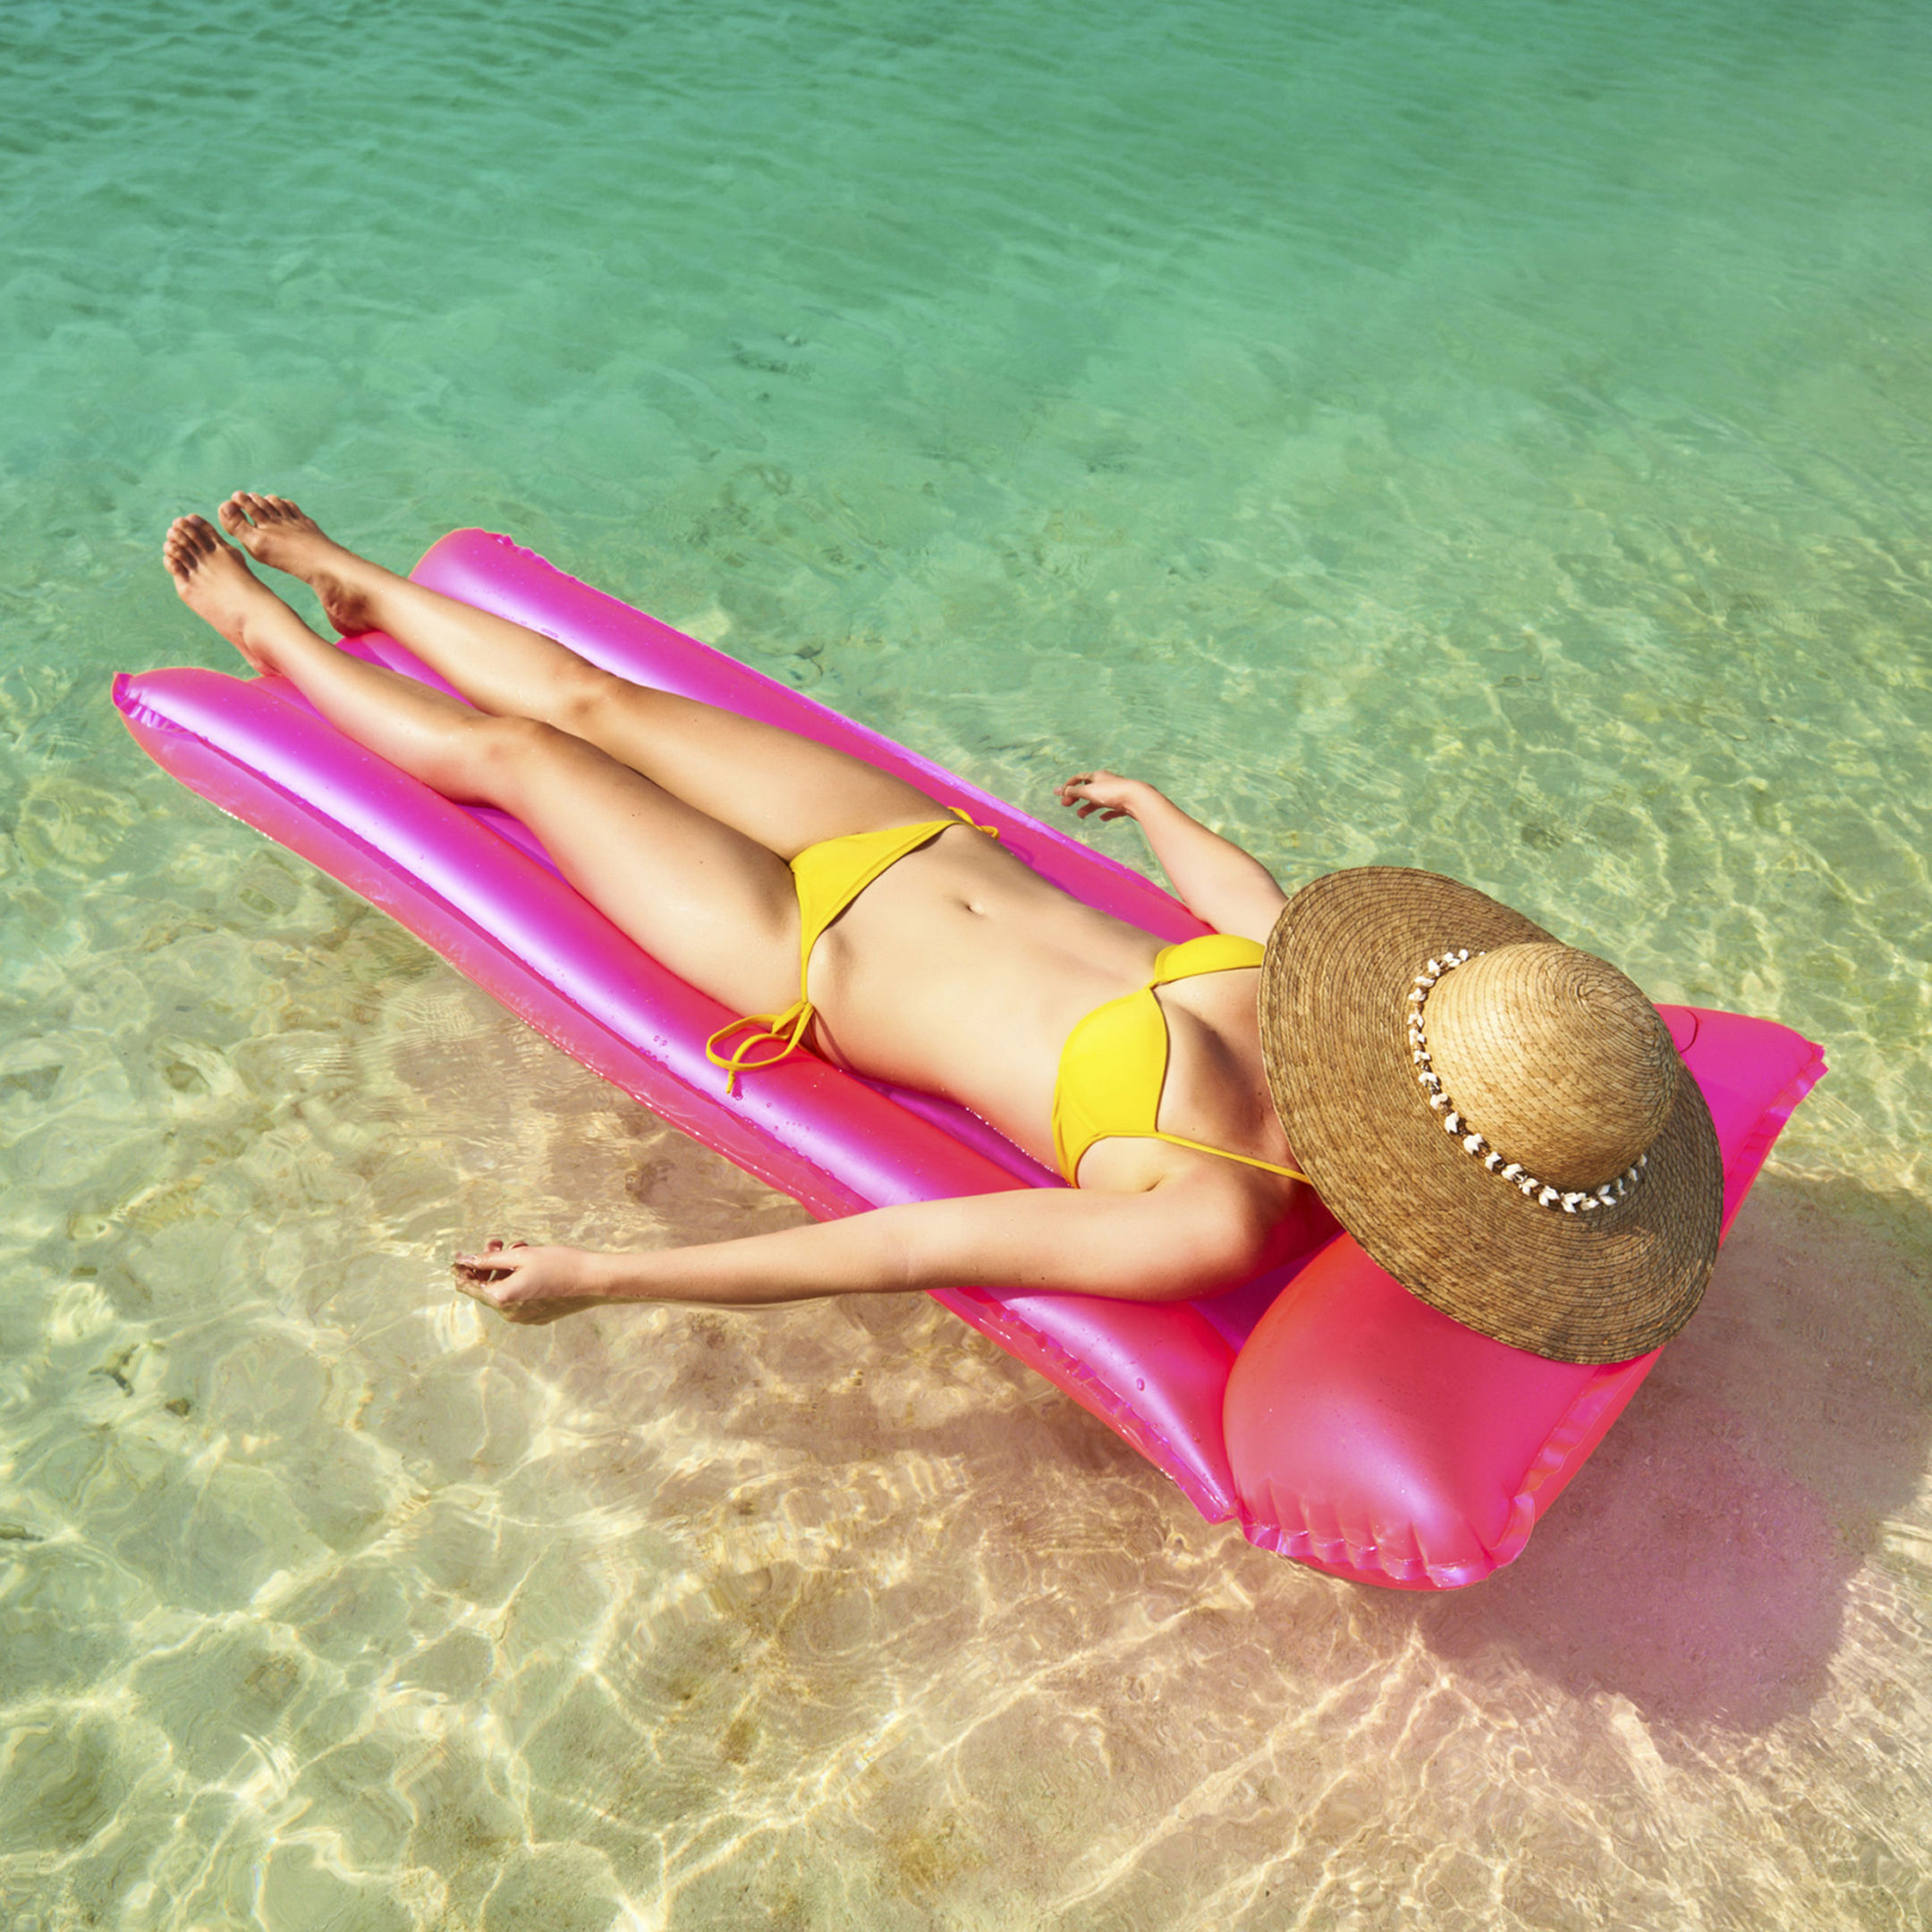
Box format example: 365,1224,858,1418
115,531,1826,1589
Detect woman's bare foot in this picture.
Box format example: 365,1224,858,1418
216,491,378,636
162,515,326,676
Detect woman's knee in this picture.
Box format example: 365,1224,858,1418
440,711,574,801
545,657,637,741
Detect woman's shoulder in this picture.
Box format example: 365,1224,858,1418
1080,1145,1299,1285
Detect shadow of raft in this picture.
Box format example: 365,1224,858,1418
1394,1169,1932,1734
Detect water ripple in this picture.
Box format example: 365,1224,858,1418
4,0,1932,1923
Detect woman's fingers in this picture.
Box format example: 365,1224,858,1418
453,1237,540,1260
451,1242,602,1326
1057,770,1135,821
453,1237,529,1284
452,1251,549,1321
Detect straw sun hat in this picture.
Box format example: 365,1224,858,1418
1259,868,1722,1365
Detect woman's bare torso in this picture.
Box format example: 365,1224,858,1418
163,498,1324,1316
804,826,1298,1185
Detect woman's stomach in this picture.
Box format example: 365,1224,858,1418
804,829,1160,1158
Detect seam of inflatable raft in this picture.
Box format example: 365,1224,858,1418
934,1284,1229,1519
1724,1044,1829,1222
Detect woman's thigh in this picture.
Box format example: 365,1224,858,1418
327,565,943,857
467,714,802,1014
553,672,946,860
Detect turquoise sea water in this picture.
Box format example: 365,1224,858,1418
4,0,1931,1925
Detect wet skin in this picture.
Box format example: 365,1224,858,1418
165,499,1320,1318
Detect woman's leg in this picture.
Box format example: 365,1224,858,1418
163,517,801,1013
214,492,941,859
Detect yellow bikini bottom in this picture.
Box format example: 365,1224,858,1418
705,808,994,1092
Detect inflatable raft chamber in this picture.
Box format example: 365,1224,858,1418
114,531,1826,1589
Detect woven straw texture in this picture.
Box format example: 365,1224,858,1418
1260,869,1722,1364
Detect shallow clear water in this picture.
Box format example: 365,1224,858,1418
4,0,1931,1926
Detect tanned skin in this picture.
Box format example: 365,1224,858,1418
164,496,1325,1325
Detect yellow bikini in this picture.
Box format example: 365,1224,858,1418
708,826,1310,1192
706,809,995,1091
1049,934,1309,1186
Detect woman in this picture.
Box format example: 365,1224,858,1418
162,496,1719,1365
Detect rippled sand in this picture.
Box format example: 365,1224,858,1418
4,0,1932,1924
3,928,1928,1926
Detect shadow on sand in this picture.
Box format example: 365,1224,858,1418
1388,1170,1932,1733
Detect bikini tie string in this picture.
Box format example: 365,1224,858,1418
705,998,816,1096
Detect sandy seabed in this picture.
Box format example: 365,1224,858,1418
2,903,1928,1928
5,0,1932,1921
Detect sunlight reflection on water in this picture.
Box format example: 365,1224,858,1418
3,0,1931,1923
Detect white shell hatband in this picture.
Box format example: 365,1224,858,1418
1406,949,1648,1215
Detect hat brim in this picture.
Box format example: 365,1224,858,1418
1260,868,1722,1365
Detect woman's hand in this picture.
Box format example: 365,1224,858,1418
1056,766,1288,942
453,1240,608,1325
445,1174,1295,1321
1056,769,1154,822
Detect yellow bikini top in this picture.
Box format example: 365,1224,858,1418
1050,933,1311,1187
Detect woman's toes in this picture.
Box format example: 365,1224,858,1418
221,493,288,560
164,514,216,578
219,490,326,566
165,515,225,578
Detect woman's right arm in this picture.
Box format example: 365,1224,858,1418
453,1174,1274,1325
1056,770,1287,942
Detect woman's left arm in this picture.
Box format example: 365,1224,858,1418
1056,770,1286,942
453,1176,1273,1325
